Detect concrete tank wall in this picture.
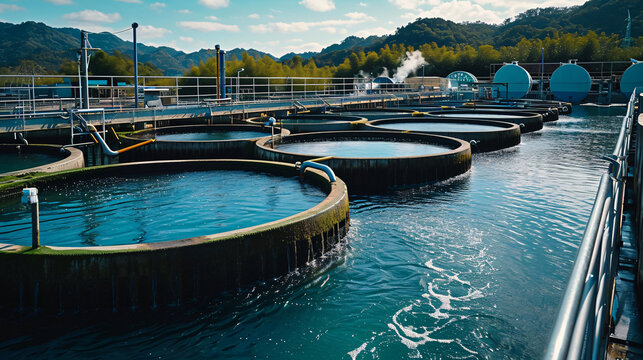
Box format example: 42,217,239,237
0,160,349,312
0,144,85,177
255,131,471,193
364,117,521,153
119,124,289,161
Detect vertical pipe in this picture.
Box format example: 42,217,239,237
132,23,139,108
540,47,544,100
31,203,39,249
219,50,226,99
215,44,220,99
77,51,82,108
31,76,35,114
80,31,89,109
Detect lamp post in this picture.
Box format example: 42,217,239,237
236,68,244,102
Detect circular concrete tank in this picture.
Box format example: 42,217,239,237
0,159,349,312
401,103,559,122
332,108,420,120
493,63,533,99
365,117,521,153
550,63,591,103
620,62,643,98
0,144,84,177
246,115,367,133
425,109,543,133
119,124,289,161
256,131,471,193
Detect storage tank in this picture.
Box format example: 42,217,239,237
446,71,478,86
493,62,532,99
620,61,643,98
550,62,591,103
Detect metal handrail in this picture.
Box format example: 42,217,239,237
544,89,639,359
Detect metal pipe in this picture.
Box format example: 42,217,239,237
117,138,155,153
543,174,610,360
21,188,39,249
132,22,139,109
215,44,220,99
80,31,89,109
567,192,610,358
219,50,226,99
299,161,336,182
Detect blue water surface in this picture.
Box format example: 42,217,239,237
0,170,325,246
0,105,625,359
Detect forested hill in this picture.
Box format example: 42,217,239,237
311,0,641,66
0,0,639,74
0,21,274,75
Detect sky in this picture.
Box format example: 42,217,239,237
0,0,588,57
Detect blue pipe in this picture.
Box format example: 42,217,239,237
132,22,139,108
265,117,276,126
219,50,226,99
299,161,336,182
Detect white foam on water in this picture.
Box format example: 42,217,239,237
347,341,368,360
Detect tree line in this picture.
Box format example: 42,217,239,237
1,31,641,82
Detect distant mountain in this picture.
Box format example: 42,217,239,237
227,48,277,62
0,21,276,75
279,52,316,62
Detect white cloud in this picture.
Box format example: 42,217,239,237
401,1,505,23
0,4,22,12
206,15,218,20
392,0,587,24
255,40,280,46
199,0,229,9
267,14,274,18
249,24,270,32
356,26,392,37
359,2,367,6
320,27,337,34
63,10,122,23
178,9,190,14
288,38,303,43
248,13,260,19
299,0,335,12
150,2,166,10
178,21,239,32
250,12,375,33
389,0,440,10
45,0,73,5
137,25,172,39
179,36,194,42
115,0,142,3
345,12,375,21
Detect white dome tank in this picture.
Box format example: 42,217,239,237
621,61,643,98
550,63,591,103
493,62,532,99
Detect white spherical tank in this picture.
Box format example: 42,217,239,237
550,63,591,103
621,62,643,98
493,62,532,99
